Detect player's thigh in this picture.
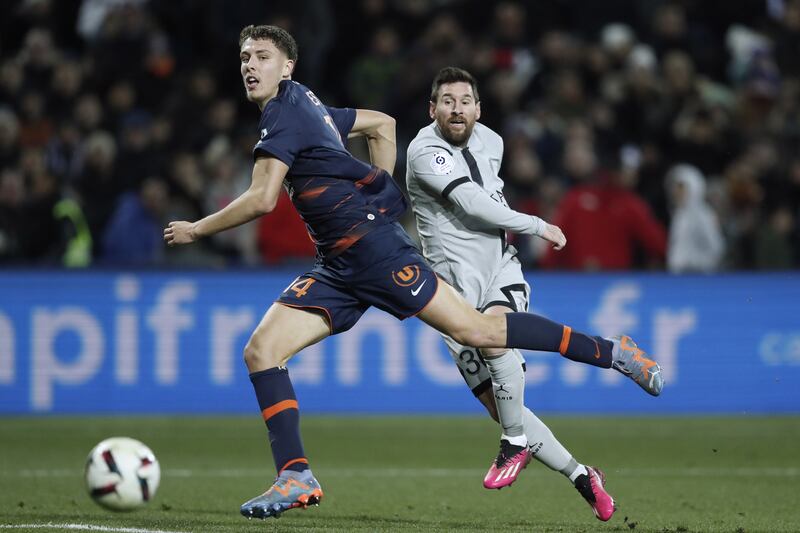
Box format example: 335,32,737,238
479,256,530,356
245,302,330,372
482,253,530,314
417,280,506,348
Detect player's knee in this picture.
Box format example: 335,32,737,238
455,315,503,348
242,339,261,369
453,330,487,349
243,337,281,372
481,347,507,358
449,327,483,348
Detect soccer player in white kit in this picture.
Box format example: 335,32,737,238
406,67,663,521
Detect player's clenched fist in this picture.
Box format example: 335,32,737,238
542,223,566,250
163,221,197,246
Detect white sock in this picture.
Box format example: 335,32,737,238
502,434,528,447
522,407,590,485
484,350,526,441
522,408,577,473
567,463,588,483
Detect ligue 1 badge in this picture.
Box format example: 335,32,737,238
430,151,454,175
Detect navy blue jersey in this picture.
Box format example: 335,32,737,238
253,80,407,259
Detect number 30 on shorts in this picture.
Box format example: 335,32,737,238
286,277,317,298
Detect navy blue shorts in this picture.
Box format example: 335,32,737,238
276,224,439,334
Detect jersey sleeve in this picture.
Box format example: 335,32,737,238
253,105,305,167
409,144,545,236
408,144,471,197
446,181,546,235
324,106,356,139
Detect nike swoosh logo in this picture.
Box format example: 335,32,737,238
593,340,601,359
411,279,428,296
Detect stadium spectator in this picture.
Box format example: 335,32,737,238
770,0,800,79
666,164,725,273
0,168,25,261
0,0,797,269
17,148,62,261
0,108,20,170
346,26,403,111
0,60,26,106
542,141,667,270
755,206,795,269
257,192,316,266
202,140,259,264
74,130,119,256
101,176,168,265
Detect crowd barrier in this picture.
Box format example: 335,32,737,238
1,271,798,414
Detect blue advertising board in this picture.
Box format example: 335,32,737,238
0,271,798,414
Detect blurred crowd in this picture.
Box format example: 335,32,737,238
1,0,799,271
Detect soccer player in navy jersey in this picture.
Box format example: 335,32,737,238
164,25,663,520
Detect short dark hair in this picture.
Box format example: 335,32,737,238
239,25,298,61
430,67,479,103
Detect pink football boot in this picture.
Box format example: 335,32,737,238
575,466,616,521
483,439,531,489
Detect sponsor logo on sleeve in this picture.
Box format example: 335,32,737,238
392,265,421,287
429,152,454,175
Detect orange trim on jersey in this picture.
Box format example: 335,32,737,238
329,225,370,257
276,302,334,336
330,234,361,255
278,457,309,474
296,186,329,201
559,326,572,355
332,193,354,212
261,399,298,422
355,168,378,188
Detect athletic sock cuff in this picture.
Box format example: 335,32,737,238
249,366,287,382
505,313,525,348
559,457,579,478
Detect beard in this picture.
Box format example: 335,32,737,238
438,119,475,146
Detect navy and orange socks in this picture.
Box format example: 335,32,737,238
249,367,309,474
505,312,612,368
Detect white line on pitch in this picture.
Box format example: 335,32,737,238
0,524,188,533
5,466,800,478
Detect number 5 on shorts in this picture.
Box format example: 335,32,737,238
288,277,316,298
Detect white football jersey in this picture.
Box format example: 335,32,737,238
406,121,536,302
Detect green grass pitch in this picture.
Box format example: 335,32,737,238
1,416,798,532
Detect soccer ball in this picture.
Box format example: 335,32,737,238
84,437,161,511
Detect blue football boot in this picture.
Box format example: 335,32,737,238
608,335,664,396
240,469,323,519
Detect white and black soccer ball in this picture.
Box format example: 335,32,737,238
84,437,161,511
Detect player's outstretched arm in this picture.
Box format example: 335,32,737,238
349,109,396,175
164,156,288,246
540,222,566,250
408,147,566,249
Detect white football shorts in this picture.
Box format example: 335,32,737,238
440,248,529,395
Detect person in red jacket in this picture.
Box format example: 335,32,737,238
542,142,666,270
257,190,316,265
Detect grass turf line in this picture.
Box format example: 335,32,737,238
1,416,798,532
